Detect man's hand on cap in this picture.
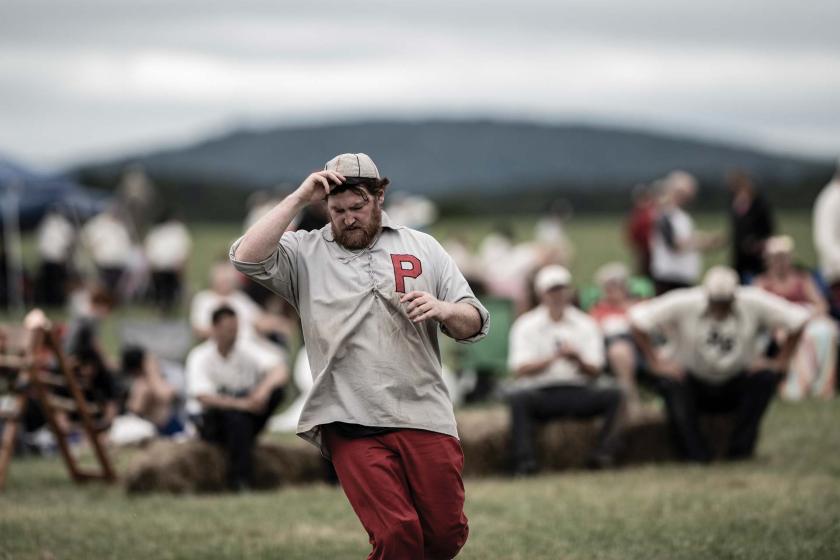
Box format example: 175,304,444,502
296,170,345,204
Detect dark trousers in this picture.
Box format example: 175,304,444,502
656,370,782,463
654,278,692,296
150,270,181,311
37,261,68,307
508,384,624,472
198,387,285,489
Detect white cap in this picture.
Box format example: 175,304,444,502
702,266,738,301
535,265,572,295
594,262,629,288
764,235,794,255
324,153,380,179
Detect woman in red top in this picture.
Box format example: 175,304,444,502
753,236,837,399
589,262,643,415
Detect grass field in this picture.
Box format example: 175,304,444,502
1,209,837,559
1,400,838,559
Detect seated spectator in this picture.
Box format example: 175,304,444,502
506,265,624,475
753,236,837,399
122,346,183,435
589,262,642,415
63,285,114,367
186,306,288,490
144,210,192,312
630,266,810,463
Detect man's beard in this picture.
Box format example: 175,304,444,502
332,205,382,250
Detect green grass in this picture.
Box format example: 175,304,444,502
1,209,835,559
1,400,839,559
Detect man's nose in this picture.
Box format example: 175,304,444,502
344,215,356,226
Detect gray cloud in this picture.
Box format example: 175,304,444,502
0,0,837,168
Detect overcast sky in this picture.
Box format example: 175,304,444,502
1,0,838,171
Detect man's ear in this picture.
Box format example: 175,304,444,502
377,191,385,205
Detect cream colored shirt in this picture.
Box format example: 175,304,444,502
230,212,489,452
629,286,810,384
508,305,605,389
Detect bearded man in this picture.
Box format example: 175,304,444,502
230,153,489,560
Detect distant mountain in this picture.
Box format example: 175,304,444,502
73,120,834,216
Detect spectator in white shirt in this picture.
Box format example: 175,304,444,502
81,206,133,301
629,266,810,463
144,210,192,311
186,306,288,490
507,265,625,475
36,206,76,306
813,160,840,317
650,171,723,295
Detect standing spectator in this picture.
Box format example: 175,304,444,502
186,307,288,491
650,171,722,294
629,266,810,463
507,265,624,475
81,206,133,302
589,262,643,415
728,169,775,283
753,236,837,400
144,210,192,312
36,206,76,307
626,184,656,277
813,160,840,317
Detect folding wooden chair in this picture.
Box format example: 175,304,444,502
0,315,116,491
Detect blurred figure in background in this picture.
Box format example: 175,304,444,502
35,205,76,307
190,260,292,364
650,171,723,295
630,266,809,463
507,265,624,474
626,183,656,277
813,160,840,318
533,199,575,266
186,306,288,491
589,262,643,416
753,236,837,400
728,169,775,283
144,209,192,312
122,346,183,436
81,205,133,303
116,164,157,242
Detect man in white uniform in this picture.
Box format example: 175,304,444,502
507,265,624,475
230,153,488,560
186,306,288,490
629,266,809,462
813,159,840,317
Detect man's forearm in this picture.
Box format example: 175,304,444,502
442,302,482,340
197,394,249,412
234,192,308,263
631,327,657,364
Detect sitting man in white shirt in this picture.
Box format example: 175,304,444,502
507,265,625,475
629,266,810,463
186,305,288,490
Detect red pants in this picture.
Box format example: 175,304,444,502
324,428,469,560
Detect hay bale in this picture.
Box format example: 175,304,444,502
456,405,737,476
124,438,323,494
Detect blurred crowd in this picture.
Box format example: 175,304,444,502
2,160,840,485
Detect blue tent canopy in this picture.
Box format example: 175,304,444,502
0,156,109,230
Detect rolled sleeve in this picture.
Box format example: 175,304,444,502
229,234,299,305
443,296,490,343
